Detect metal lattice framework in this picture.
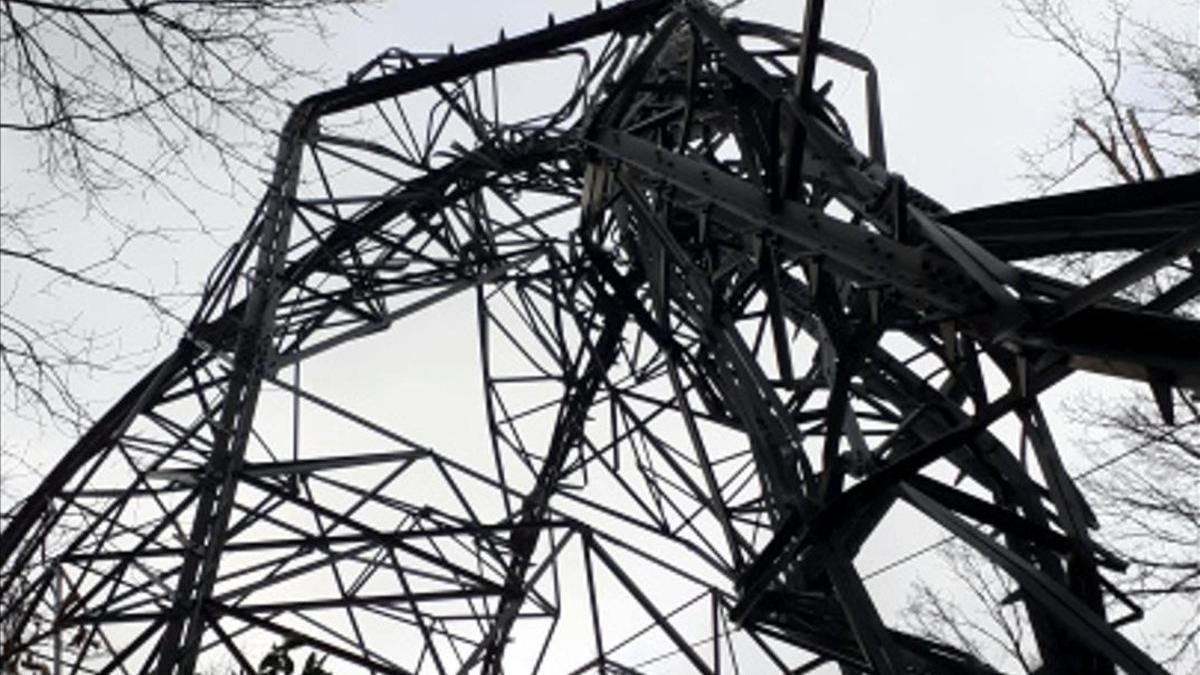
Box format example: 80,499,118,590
3,1,1199,673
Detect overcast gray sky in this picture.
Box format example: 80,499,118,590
4,0,1190,449
1,0,1195,670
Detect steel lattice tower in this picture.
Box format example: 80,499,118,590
2,1,1198,673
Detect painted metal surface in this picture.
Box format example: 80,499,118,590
2,2,1196,673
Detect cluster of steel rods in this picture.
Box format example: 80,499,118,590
2,1,1197,673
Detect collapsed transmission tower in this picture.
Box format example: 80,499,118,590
2,1,1198,672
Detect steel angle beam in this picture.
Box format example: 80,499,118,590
1019,304,1200,386
945,172,1200,259
310,0,674,116
589,128,999,320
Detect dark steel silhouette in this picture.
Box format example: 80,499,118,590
3,1,1198,673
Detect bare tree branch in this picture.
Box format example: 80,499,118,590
908,3,1199,670
0,0,372,432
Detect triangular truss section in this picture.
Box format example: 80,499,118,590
3,1,1197,673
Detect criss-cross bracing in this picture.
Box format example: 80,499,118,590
2,1,1197,673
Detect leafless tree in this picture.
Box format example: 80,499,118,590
904,542,1039,674
903,0,1199,670
1074,394,1200,666
1012,0,1199,191
0,0,369,442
